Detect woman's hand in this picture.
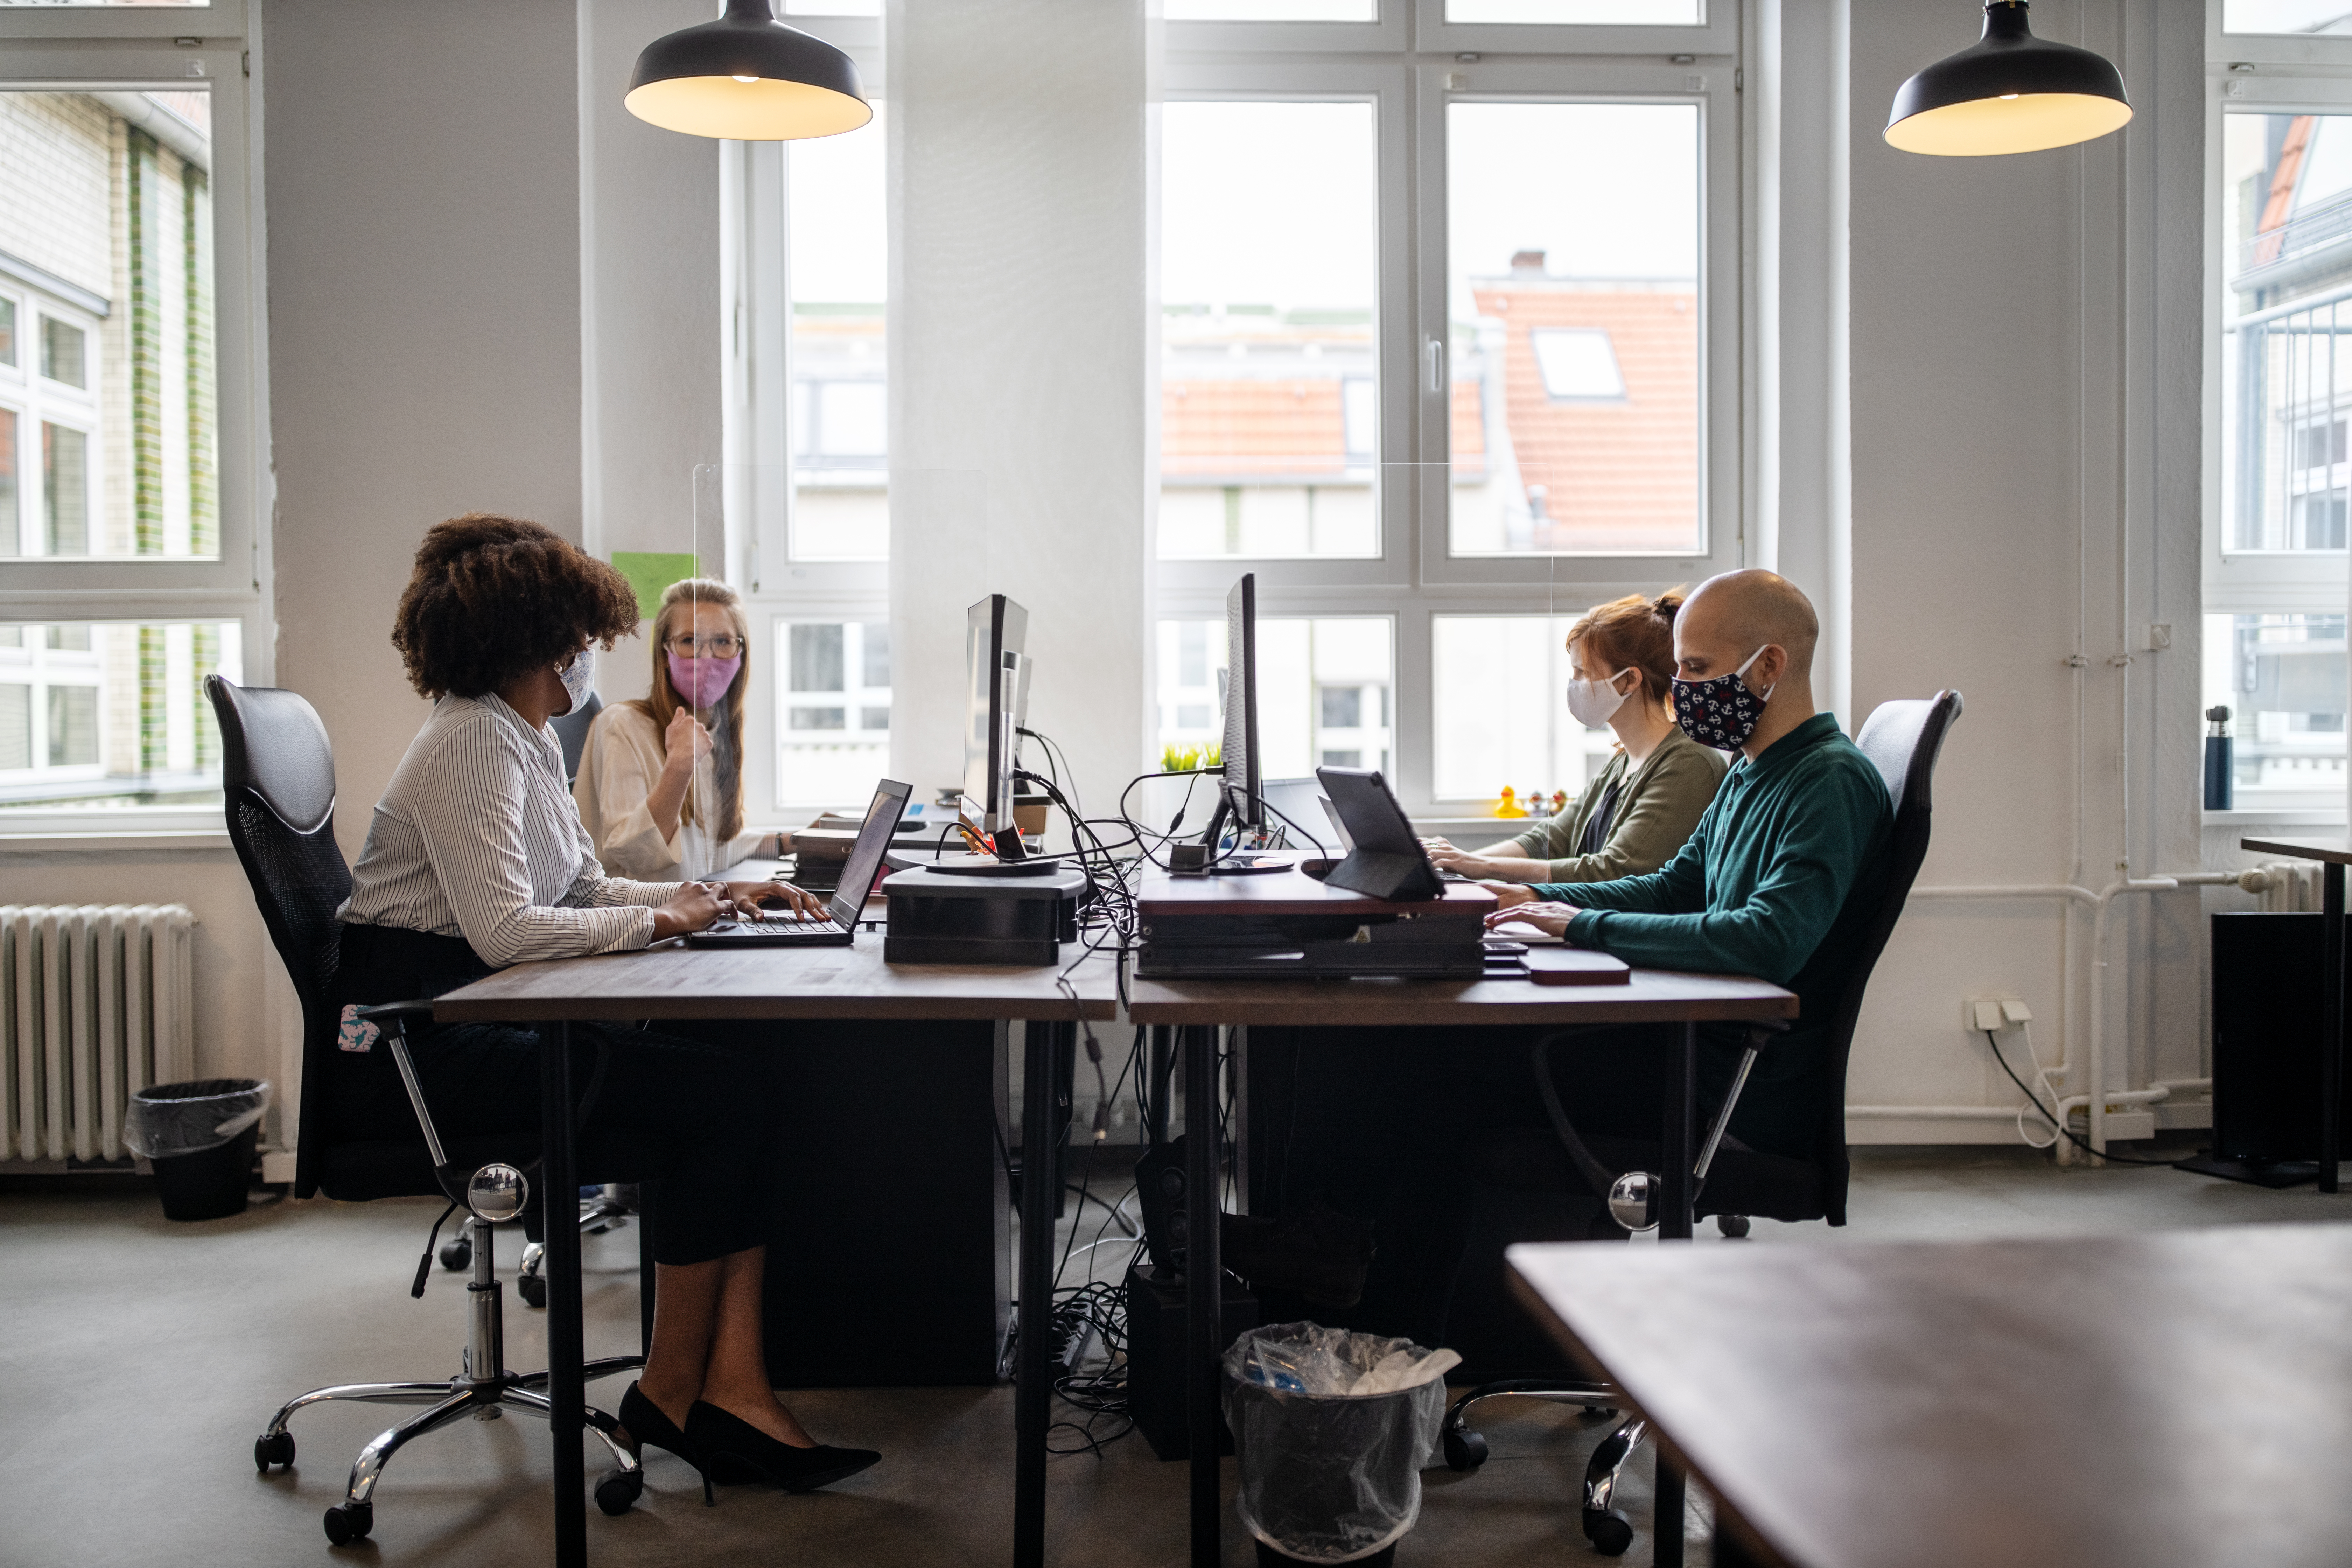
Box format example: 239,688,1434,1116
1482,881,1538,909
662,706,714,775
1427,842,1544,882
723,878,829,921
1484,900,1583,939
650,881,728,940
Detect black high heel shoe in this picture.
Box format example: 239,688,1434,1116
619,1384,717,1506
684,1401,881,1493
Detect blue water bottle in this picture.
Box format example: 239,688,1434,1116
2203,706,2233,811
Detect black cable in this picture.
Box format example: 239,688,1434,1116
1980,1029,2181,1168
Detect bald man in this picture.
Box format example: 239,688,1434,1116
1223,570,1892,1333
1478,568,1894,1155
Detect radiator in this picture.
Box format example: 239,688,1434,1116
0,905,195,1163
2250,862,2325,913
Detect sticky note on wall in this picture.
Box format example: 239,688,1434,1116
611,552,699,621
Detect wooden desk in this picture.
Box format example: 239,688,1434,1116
434,943,1119,1568
1509,1223,2352,1568
1126,966,1797,1568
2239,835,2349,1192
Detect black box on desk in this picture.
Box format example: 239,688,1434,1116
1133,859,1491,980
881,864,1084,965
1124,1262,1256,1461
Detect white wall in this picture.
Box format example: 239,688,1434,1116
265,0,586,866
1838,0,2211,1142
887,0,1153,813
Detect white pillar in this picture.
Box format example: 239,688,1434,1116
887,0,1152,817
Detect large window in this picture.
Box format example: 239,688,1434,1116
1160,99,1381,561
788,101,888,563
1155,615,1394,778
2207,12,2352,811
1160,4,1738,816
0,5,262,830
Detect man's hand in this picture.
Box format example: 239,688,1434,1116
1483,881,1537,909
650,881,727,940
1484,900,1584,939
726,878,828,921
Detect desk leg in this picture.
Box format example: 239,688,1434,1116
1661,1022,1696,1242
1185,1025,1223,1567
2326,864,2344,1196
540,1022,586,1568
1655,1450,1685,1568
638,1181,657,1359
1015,1022,1060,1568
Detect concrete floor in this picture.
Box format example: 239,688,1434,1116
4,1142,2347,1568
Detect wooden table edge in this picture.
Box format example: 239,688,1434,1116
433,995,1121,1024
1124,976,1799,1028
1504,1261,1798,1568
2239,835,2352,862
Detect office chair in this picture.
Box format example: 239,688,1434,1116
205,677,646,1546
1438,691,1963,1558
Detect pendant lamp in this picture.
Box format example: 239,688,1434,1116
1885,0,2130,158
626,0,872,142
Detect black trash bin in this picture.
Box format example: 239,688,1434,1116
1222,1323,1453,1566
125,1078,271,1221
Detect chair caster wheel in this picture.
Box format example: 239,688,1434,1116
1582,1506,1634,1556
323,1502,374,1545
254,1430,295,1470
1716,1213,1752,1239
439,1234,472,1271
595,1468,644,1516
1441,1428,1489,1471
517,1271,547,1309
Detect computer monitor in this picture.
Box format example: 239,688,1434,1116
1213,572,1262,843
961,594,1029,838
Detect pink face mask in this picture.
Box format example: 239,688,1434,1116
666,651,741,710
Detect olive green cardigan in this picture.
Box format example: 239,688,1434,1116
1508,726,1729,884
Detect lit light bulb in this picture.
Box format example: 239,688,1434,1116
732,74,760,84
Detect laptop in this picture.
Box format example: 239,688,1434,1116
1312,766,1449,903
685,778,913,948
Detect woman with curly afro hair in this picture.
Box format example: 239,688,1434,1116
336,513,881,1496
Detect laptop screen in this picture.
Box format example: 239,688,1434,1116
830,778,913,927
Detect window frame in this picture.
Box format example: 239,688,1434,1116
0,0,269,835
1161,7,1744,818
2202,50,2352,617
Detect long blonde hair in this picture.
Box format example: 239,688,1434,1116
627,578,749,841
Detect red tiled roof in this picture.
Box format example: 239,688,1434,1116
1477,285,1697,551
1162,379,1350,477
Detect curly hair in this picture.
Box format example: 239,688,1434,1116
390,514,642,700
1567,588,1688,711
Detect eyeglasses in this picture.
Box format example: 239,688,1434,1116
664,634,743,658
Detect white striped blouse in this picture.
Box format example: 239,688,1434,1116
337,693,684,967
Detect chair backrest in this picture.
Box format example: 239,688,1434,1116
547,690,602,787
1810,689,1964,1223
205,675,349,1199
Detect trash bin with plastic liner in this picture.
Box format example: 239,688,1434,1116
125,1078,271,1221
1222,1321,1461,1566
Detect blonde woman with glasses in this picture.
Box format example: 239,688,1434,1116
575,578,789,880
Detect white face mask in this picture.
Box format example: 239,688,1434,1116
1566,669,1636,730
556,646,595,718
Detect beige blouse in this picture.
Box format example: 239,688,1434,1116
572,703,768,881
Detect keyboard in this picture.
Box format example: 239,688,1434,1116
682,914,856,949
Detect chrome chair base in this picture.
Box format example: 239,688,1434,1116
253,1217,648,1545
1439,1379,1648,1558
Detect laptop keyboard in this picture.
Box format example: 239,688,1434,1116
713,915,846,936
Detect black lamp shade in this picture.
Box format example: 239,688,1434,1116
626,0,871,142
1885,1,2130,157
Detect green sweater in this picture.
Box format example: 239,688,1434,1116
1508,727,1728,883
1534,712,1892,1156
